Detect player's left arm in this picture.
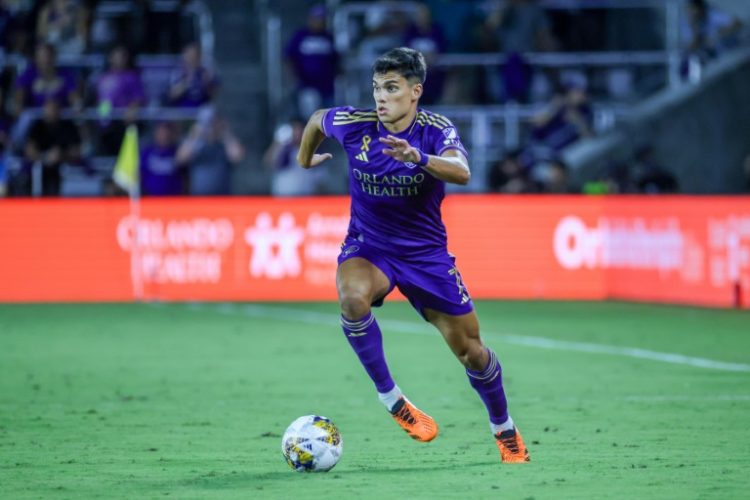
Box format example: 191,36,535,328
380,135,470,185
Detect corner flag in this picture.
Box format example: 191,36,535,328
113,124,140,195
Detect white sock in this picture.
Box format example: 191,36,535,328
490,415,515,435
378,385,403,412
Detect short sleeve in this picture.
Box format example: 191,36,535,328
429,117,468,158
322,106,358,144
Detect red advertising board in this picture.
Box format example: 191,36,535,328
1,196,748,308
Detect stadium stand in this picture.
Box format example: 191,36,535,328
1,0,216,197
258,0,748,195
0,0,747,196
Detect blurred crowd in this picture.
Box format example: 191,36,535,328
275,0,746,196
0,0,746,198
0,0,245,198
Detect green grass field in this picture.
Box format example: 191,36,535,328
1,301,749,499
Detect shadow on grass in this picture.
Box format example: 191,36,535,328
180,460,491,490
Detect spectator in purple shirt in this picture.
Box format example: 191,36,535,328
139,121,185,196
284,4,338,116
94,45,146,155
165,42,219,108
13,42,80,116
530,77,593,153
95,45,145,110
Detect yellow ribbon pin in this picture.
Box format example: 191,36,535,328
361,135,371,152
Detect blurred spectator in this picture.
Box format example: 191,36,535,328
357,2,409,59
13,42,80,115
598,161,634,194
176,108,245,195
94,45,145,111
484,0,557,102
404,3,446,104
263,117,323,196
165,42,219,108
530,77,593,153
586,147,679,195
36,0,89,56
487,148,538,193
139,121,184,196
530,157,569,193
284,4,338,117
631,146,679,194
93,45,145,155
682,0,743,62
13,97,82,196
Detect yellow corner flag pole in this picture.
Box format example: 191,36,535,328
113,125,143,301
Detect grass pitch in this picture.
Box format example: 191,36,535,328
1,301,749,499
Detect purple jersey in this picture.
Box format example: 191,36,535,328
323,106,468,256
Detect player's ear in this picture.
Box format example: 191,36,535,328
411,82,423,100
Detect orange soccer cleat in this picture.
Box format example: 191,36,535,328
390,397,439,442
495,427,531,463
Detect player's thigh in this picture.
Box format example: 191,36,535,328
336,257,391,304
424,308,483,356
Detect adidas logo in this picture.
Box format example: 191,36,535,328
355,151,369,162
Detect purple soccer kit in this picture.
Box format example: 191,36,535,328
322,106,510,427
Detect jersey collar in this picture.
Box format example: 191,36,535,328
377,109,420,138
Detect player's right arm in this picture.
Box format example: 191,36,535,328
297,108,333,169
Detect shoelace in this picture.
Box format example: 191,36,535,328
497,432,520,453
395,405,417,425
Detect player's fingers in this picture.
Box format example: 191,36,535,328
311,153,332,166
382,148,396,157
388,135,409,147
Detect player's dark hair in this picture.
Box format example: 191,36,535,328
372,47,427,84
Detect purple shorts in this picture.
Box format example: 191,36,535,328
337,236,474,319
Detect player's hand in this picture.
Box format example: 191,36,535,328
380,135,422,164
300,152,332,169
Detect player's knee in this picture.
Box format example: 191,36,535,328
457,342,486,371
339,292,370,321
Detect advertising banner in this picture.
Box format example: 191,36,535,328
1,196,748,308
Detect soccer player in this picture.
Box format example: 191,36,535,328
297,47,530,463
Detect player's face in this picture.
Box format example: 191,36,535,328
372,72,422,124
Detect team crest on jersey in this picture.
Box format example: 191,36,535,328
404,161,418,169
442,127,460,146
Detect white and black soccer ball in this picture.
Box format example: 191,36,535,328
281,415,343,472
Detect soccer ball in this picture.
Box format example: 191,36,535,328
281,415,343,472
